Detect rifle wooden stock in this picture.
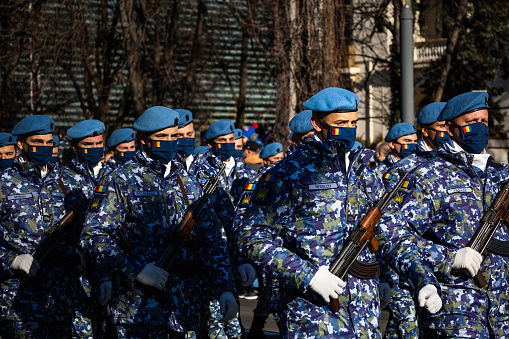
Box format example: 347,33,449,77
328,171,408,312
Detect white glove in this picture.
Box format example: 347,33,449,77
219,291,238,322
99,281,112,306
12,254,40,277
308,266,346,303
418,284,442,314
237,263,256,287
452,247,482,277
379,282,392,309
135,262,169,290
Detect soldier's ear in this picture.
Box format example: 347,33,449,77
421,126,429,138
310,116,322,132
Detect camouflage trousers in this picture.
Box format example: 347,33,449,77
0,319,73,339
207,300,242,338
383,285,418,339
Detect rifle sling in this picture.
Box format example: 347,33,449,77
487,238,509,257
348,260,380,279
57,178,68,196
176,174,189,206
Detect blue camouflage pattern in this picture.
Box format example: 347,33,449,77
81,151,236,334
237,139,442,338
393,146,509,338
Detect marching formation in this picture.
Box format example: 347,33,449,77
0,87,507,339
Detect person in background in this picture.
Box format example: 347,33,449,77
50,135,60,164
260,142,284,169
105,128,137,168
0,132,18,171
289,110,314,149
243,140,262,172
233,128,244,159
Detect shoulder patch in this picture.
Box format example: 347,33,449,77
252,185,272,205
382,173,393,181
239,191,254,207
89,195,104,212
260,173,275,183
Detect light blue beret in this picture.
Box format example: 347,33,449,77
107,128,136,148
192,146,210,156
203,120,234,140
234,128,243,140
134,106,179,132
52,135,59,147
417,102,447,125
68,119,105,140
289,110,313,133
11,115,55,136
259,142,284,159
303,87,359,114
0,133,16,147
385,122,417,142
438,92,489,121
175,109,193,128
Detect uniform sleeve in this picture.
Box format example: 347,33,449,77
237,177,319,292
80,177,145,285
378,175,454,291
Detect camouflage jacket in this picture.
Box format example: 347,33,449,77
67,158,114,198
237,139,440,338
81,151,235,330
0,159,85,322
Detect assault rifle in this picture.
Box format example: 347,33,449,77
155,163,227,272
453,182,509,288
328,170,409,312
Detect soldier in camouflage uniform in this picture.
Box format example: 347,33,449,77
0,115,86,337
375,122,418,180
237,87,444,338
81,106,238,338
0,132,18,171
233,129,245,160
289,110,314,150
393,92,509,338
379,103,447,339
105,128,137,169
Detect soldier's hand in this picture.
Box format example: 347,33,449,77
135,262,169,290
418,284,442,314
379,282,392,309
100,281,112,306
452,247,482,277
219,291,238,322
237,263,256,287
12,254,40,277
308,266,346,303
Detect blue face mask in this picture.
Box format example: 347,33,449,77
233,149,244,159
396,143,416,158
213,142,236,160
0,158,14,171
429,128,450,148
25,145,53,166
321,119,357,152
150,139,178,163
49,156,59,164
177,138,195,158
78,147,104,166
115,150,136,163
456,122,489,154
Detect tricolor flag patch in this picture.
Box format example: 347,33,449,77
331,128,341,136
402,144,409,150
463,126,471,133
30,146,37,153
83,149,88,154
119,152,125,157
438,131,445,137
216,144,222,149
95,185,107,193
245,183,256,191
261,173,274,182
153,141,161,148
383,173,392,180
401,181,413,190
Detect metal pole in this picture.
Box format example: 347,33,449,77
400,0,414,124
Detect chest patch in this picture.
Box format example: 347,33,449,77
252,186,272,204
239,192,254,208
307,183,338,191
447,187,473,195
89,195,104,212
7,193,34,201
133,190,160,197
